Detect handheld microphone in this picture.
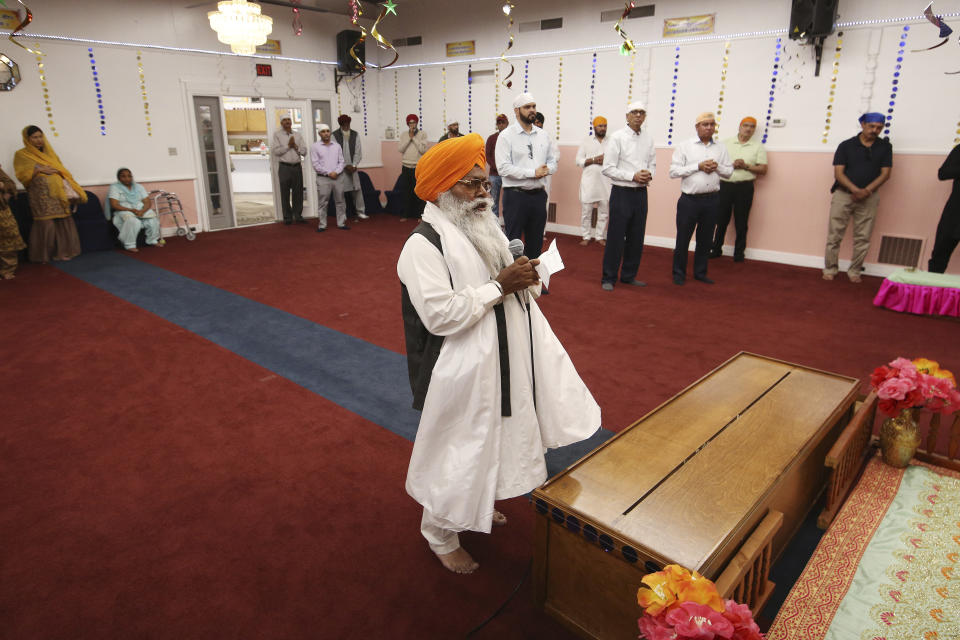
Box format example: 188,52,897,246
508,239,524,260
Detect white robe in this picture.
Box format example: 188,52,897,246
397,203,601,533
575,136,612,204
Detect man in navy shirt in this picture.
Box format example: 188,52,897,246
929,143,960,273
823,113,892,283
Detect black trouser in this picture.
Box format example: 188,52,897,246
402,166,425,219
502,187,547,260
928,202,960,273
711,180,754,259
602,185,648,284
674,192,719,280
277,162,304,222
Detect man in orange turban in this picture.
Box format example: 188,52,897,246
397,134,601,575
576,116,611,246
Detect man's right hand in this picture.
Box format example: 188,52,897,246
699,159,718,174
496,256,541,295
534,165,550,179
851,187,870,201
633,170,652,185
288,137,297,148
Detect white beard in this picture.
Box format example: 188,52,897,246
436,191,513,278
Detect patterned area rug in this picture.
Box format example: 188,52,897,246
233,193,278,226
768,453,960,640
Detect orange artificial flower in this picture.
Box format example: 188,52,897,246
637,570,677,616
912,358,941,375
636,564,725,616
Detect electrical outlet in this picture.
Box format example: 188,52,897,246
770,118,786,128
168,147,178,156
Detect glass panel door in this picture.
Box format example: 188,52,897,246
193,96,234,230
265,99,312,221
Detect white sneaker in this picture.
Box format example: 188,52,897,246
358,213,369,219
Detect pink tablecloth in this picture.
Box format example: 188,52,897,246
873,279,960,317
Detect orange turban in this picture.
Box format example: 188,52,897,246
592,116,607,127
415,133,487,202
740,117,757,126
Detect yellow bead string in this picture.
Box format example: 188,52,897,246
36,53,57,137
715,41,731,135
137,52,152,137
822,32,843,144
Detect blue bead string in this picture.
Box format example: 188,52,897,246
885,25,909,137
524,59,529,92
88,48,106,136
417,68,423,127
589,52,597,136
467,65,473,133
761,37,781,145
361,74,368,135
667,46,679,146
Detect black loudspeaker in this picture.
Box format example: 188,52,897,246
789,0,838,40
336,30,365,73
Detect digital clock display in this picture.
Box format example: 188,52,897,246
255,64,273,77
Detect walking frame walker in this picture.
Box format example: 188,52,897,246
149,190,196,241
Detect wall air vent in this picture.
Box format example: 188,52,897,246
519,17,563,32
876,235,924,267
600,5,655,22
394,35,422,47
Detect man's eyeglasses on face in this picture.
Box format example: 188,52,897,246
455,178,492,193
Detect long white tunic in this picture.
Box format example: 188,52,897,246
397,204,601,533
575,135,612,203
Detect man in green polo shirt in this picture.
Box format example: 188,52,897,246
710,116,767,262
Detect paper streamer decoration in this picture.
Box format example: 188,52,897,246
361,74,368,135
367,2,398,69
714,41,731,132
555,57,562,140
885,25,909,136
499,2,515,89
137,51,152,137
614,1,637,56
588,53,597,136
441,66,447,129
290,0,302,36
35,53,56,136
467,64,473,133
761,37,781,145
666,46,679,146
821,33,843,145
348,0,366,75
523,59,529,92
6,0,41,55
912,2,952,51
87,48,106,136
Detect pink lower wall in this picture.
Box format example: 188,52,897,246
375,141,958,275
85,179,199,231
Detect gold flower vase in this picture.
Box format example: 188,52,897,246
879,408,921,468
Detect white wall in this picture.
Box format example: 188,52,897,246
0,0,383,185
374,0,960,152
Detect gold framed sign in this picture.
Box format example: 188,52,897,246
663,14,716,38
445,41,475,57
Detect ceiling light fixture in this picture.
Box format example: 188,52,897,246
208,0,274,56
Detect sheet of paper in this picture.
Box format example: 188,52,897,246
536,239,564,289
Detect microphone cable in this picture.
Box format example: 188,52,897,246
464,558,533,638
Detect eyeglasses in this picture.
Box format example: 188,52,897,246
455,178,492,192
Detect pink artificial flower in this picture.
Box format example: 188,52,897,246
639,613,679,640
664,601,735,639
721,600,764,640
876,377,915,401
889,357,918,374
926,375,960,415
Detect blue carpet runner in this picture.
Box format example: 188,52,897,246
57,252,612,476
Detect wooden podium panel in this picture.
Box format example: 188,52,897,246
532,353,859,640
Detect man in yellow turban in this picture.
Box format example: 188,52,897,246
398,134,601,574
575,116,611,246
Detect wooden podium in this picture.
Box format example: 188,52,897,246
532,353,859,640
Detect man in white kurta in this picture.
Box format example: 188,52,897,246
333,114,368,221
575,116,612,245
397,134,601,574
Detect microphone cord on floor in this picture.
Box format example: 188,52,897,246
464,558,533,638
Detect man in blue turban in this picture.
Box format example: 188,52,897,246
822,112,893,283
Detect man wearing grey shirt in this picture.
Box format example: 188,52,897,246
271,116,306,224
668,112,733,285
495,93,558,260
600,102,656,291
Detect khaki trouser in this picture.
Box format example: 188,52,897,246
823,190,880,278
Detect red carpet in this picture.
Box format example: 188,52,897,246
2,215,958,638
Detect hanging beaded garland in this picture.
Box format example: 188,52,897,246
885,25,909,137
361,73,368,135
467,64,473,133
821,32,843,145
336,79,343,117
954,115,960,144
417,67,423,126
394,70,400,134
35,53,57,137
88,48,106,136
523,59,529,92
667,46,680,146
441,66,447,129
588,52,597,136
715,41,731,134
761,37,782,145
627,54,635,102
495,63,500,115
556,57,562,140
136,51,152,137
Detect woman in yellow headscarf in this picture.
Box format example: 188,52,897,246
13,125,84,262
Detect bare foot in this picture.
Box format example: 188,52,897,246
598,239,606,246
579,239,589,246
435,547,478,574
126,247,139,253
492,510,507,526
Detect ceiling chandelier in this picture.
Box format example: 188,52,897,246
208,0,274,56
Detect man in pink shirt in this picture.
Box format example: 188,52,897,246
311,124,348,231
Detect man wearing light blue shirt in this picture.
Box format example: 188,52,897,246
600,102,657,291
495,92,558,260
668,112,733,285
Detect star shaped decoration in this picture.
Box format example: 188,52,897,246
382,0,398,15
